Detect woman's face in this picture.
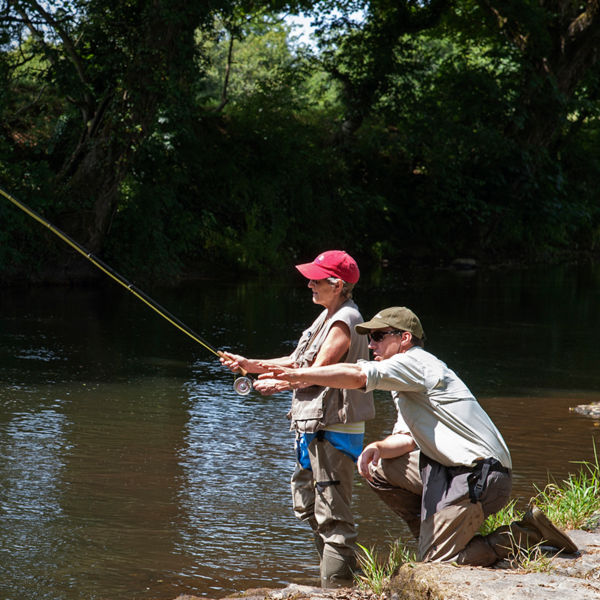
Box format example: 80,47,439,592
307,278,339,307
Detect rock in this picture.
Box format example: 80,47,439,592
450,258,477,271
388,528,600,600
570,403,600,419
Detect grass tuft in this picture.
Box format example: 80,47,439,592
532,441,600,531
479,498,522,536
355,540,417,595
504,533,555,573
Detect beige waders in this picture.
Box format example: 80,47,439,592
291,433,357,587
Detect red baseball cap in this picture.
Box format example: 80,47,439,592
295,250,360,284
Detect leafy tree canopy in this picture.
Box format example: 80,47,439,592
1,0,599,283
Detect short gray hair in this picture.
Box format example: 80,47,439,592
327,277,355,299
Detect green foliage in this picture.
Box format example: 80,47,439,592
179,106,371,272
0,178,72,280
2,0,600,282
532,441,600,531
196,12,301,108
355,540,416,595
479,498,522,537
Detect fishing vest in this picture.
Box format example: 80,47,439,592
287,300,375,433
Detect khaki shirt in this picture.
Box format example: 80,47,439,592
360,346,512,469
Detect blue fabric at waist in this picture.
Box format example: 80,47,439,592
295,431,364,470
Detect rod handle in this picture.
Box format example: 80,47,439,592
217,351,249,377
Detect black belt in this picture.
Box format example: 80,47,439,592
450,459,509,475
466,458,510,503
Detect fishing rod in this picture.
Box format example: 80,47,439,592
0,186,253,395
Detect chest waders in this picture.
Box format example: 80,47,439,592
314,431,341,491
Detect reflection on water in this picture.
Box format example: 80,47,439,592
177,372,307,594
1,404,69,598
1,263,600,599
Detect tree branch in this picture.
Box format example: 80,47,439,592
214,31,234,113
15,0,95,111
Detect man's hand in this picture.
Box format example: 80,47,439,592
357,443,381,481
258,364,300,383
357,434,417,481
252,378,291,396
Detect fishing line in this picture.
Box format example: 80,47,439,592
0,186,252,395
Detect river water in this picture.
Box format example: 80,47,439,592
1,263,599,599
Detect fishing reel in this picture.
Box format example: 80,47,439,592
233,375,253,396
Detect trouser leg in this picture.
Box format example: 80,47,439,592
291,436,358,586
291,462,321,559
419,458,513,564
308,436,357,586
367,449,423,539
368,461,504,567
419,497,486,562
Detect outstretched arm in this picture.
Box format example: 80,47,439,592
219,352,294,374
220,352,296,396
253,322,354,395
259,362,367,389
223,321,358,394
220,321,351,376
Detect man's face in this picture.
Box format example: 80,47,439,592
367,329,404,360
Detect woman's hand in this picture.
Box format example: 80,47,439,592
219,351,250,373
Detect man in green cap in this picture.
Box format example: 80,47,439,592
260,306,578,566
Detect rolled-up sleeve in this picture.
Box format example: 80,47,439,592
360,361,389,392
359,355,426,393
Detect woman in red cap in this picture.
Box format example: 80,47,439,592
220,250,374,587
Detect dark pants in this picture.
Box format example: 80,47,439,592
368,449,512,562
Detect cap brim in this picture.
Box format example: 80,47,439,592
355,317,390,335
295,263,332,280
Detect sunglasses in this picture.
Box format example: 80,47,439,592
368,330,403,342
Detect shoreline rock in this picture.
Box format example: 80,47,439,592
400,526,600,600
571,403,600,419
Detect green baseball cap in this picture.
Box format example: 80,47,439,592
355,307,425,340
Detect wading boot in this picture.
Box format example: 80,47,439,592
520,506,578,554
313,532,324,561
482,506,578,563
320,543,355,589
485,522,543,561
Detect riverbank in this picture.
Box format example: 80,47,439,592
172,525,600,600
